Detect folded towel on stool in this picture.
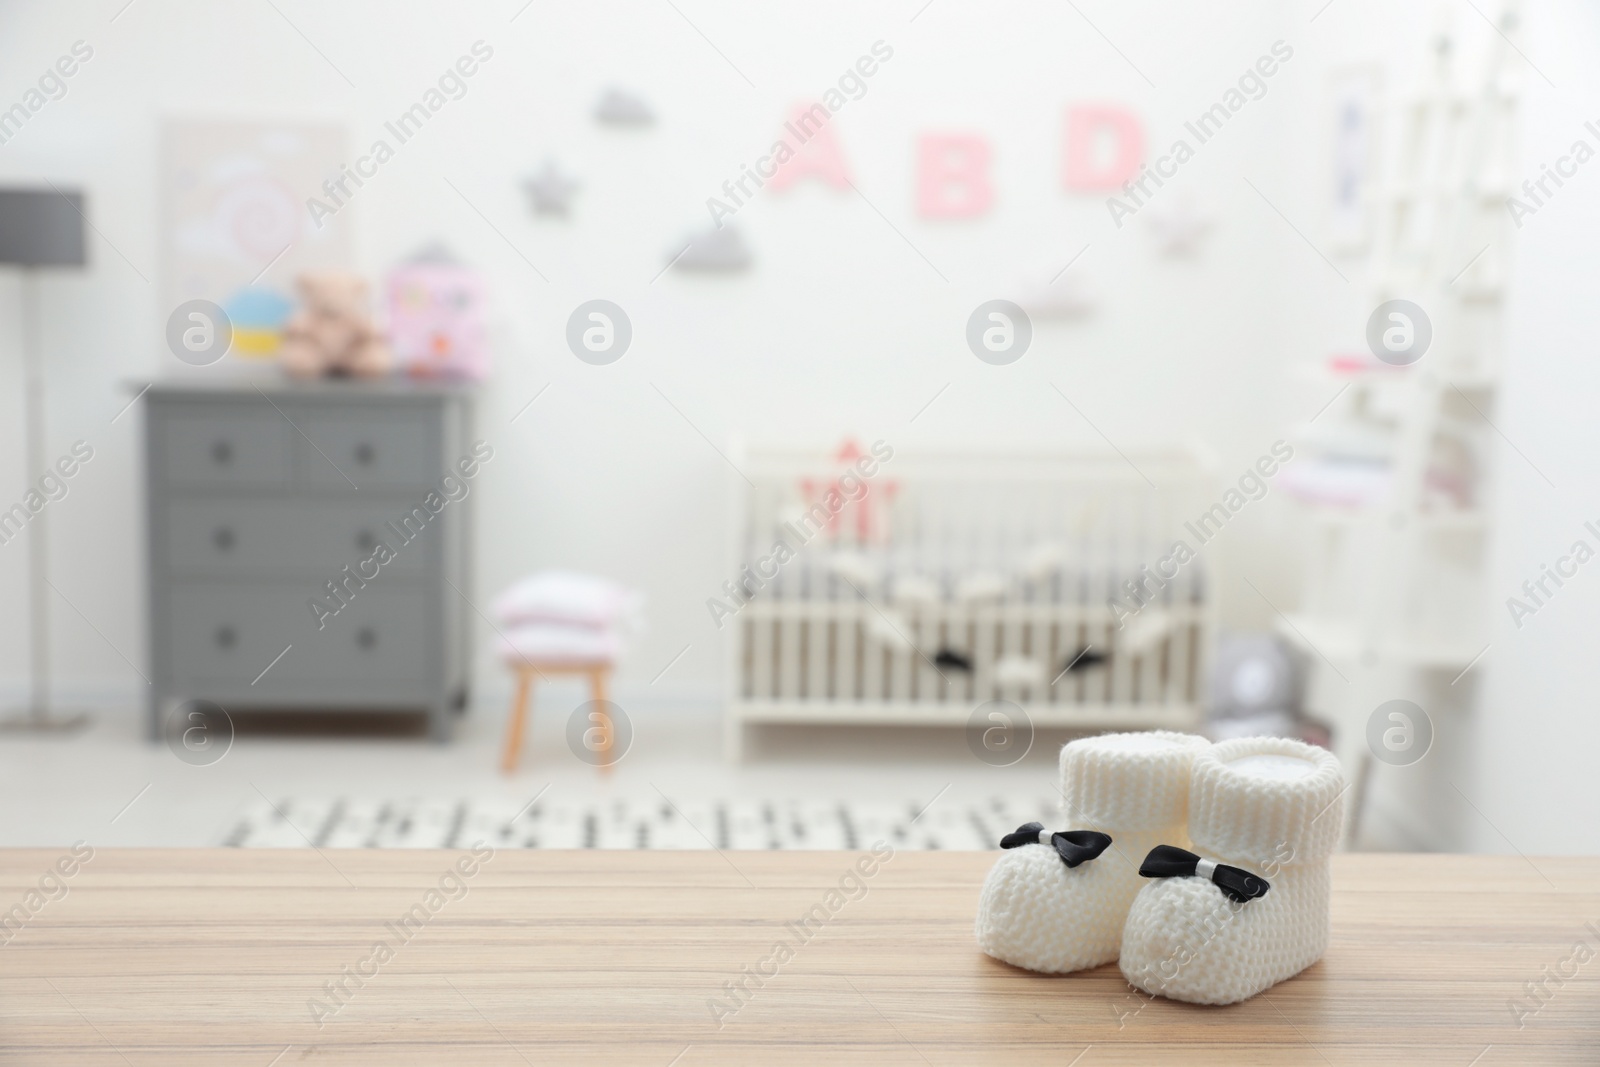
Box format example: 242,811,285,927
496,622,623,666
492,570,644,632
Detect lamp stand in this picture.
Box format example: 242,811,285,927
0,269,89,732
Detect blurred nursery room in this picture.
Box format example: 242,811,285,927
1,0,1599,1059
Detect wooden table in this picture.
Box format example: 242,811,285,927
2,850,1596,1065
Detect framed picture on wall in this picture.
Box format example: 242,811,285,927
1327,66,1381,253
160,118,350,359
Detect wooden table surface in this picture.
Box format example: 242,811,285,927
2,849,1596,1065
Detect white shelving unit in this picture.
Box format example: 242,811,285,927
1280,3,1523,833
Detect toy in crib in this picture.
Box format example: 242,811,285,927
817,545,1171,686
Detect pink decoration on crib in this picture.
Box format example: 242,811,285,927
1063,105,1144,190
385,249,489,380
798,439,900,544
916,134,993,218
768,104,852,192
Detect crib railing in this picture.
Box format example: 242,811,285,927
724,442,1215,759
736,602,1207,704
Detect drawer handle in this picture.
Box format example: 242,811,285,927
356,627,377,651
212,527,235,551
356,529,378,552
210,440,233,465
215,625,237,649
354,442,376,466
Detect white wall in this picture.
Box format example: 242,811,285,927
0,0,1323,709
1469,0,1600,854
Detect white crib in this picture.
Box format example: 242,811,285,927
723,440,1216,759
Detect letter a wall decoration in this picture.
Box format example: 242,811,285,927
768,104,852,192
916,135,993,218
1063,105,1144,190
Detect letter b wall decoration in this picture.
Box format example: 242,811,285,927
916,134,994,218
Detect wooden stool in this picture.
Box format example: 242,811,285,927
500,661,615,775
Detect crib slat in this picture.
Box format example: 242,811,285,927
972,609,994,706
1099,617,1117,709
944,611,964,705
739,616,754,700
1138,626,1159,707
838,611,858,701
911,609,935,703
862,602,883,701
806,613,828,701
750,614,772,700
890,638,912,703
1185,611,1204,704
1168,612,1189,708
779,608,801,701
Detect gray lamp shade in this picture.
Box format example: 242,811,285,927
0,187,87,267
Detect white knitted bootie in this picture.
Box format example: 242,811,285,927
975,731,1210,973
1118,736,1345,1005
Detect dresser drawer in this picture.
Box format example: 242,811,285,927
160,407,293,487
166,583,431,684
303,408,439,489
163,500,430,576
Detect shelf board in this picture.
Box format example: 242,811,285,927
1300,505,1486,532
1295,364,1498,392
1274,612,1485,670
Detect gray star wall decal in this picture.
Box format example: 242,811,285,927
1146,196,1214,258
523,159,580,216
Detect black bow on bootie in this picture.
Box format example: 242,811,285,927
999,822,1113,868
1138,844,1270,903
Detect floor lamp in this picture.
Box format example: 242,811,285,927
0,187,89,732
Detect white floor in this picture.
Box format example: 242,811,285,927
2,683,1432,851
0,686,1075,849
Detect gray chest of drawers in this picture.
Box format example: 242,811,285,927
142,380,475,741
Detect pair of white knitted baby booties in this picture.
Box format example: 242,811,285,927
975,732,1344,1005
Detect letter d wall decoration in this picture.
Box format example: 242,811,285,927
1063,105,1145,190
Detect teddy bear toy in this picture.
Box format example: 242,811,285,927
280,271,392,379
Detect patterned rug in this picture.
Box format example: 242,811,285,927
223,795,1060,850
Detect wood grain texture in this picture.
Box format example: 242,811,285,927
1,849,1596,1065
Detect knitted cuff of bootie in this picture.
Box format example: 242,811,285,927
1059,731,1212,832
1186,736,1345,869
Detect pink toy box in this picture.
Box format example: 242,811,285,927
385,246,489,380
